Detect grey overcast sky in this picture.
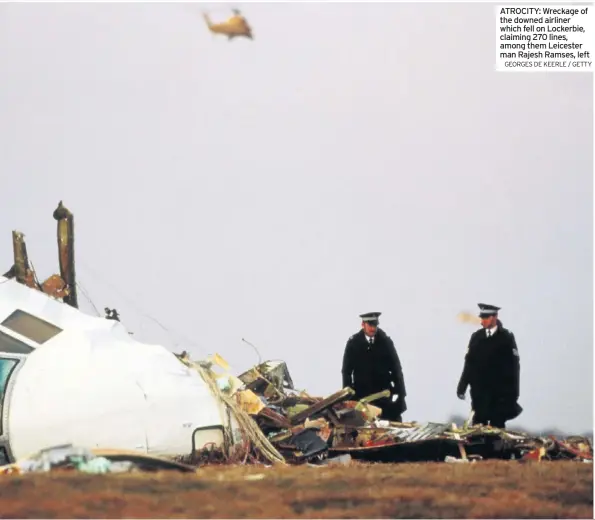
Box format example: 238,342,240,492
0,2,592,433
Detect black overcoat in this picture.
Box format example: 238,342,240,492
341,328,407,419
456,324,522,423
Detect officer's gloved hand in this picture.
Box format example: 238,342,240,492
457,392,465,400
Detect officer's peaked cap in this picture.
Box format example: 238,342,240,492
360,311,381,324
477,303,500,317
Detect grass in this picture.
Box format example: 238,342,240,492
0,460,592,518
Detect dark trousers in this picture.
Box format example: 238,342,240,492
377,398,403,422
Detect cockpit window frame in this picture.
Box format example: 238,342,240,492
0,329,35,355
1,309,62,345
0,353,26,462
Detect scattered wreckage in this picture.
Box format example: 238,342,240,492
0,444,198,475
0,202,591,476
183,357,593,466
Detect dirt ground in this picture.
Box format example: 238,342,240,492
0,460,592,519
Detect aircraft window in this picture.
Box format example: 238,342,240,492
0,330,34,355
0,358,19,436
0,447,8,466
1,310,62,345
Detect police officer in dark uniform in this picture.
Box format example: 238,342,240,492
341,312,407,422
456,303,522,428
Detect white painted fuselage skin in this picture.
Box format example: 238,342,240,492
0,276,231,463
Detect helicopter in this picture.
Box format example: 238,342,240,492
202,8,253,40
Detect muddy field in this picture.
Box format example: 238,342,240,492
0,460,592,519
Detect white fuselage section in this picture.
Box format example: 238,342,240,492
0,276,231,463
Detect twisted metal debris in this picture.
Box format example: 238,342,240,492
180,357,287,465
179,354,593,466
